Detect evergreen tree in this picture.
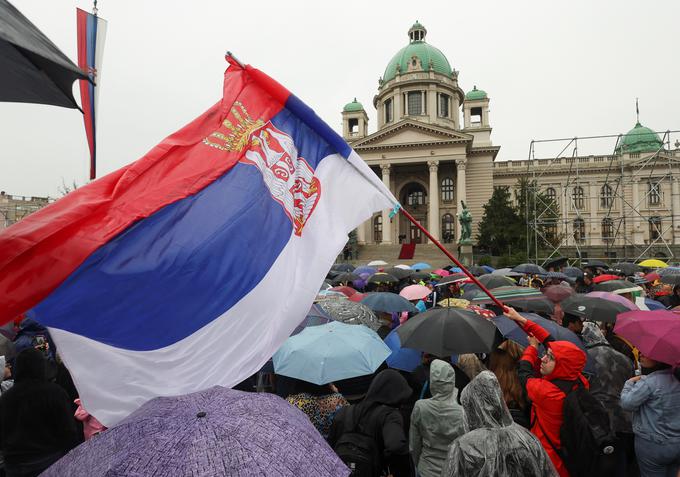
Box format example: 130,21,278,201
514,178,561,253
477,186,524,255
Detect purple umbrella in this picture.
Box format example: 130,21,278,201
615,310,680,366
585,291,639,310
42,387,349,477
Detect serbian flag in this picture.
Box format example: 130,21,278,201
0,56,397,426
76,8,107,180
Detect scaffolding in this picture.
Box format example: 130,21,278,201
524,129,680,266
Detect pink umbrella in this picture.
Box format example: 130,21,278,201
399,284,431,301
432,268,450,277
586,291,639,310
615,310,680,365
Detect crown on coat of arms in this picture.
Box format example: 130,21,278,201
203,102,265,152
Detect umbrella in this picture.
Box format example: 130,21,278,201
511,263,547,275
592,274,620,284
491,313,595,374
347,292,367,303
593,280,642,294
367,260,388,267
542,285,574,303
545,271,571,281
612,262,642,275
432,268,451,277
42,386,348,477
396,307,501,356
638,259,668,269
0,0,90,110
461,275,515,294
384,328,421,372
615,310,680,365
466,285,542,302
274,321,390,385
562,267,584,280
642,298,666,310
317,299,382,330
320,280,333,291
367,273,399,285
360,292,418,313
561,294,636,323
331,263,355,273
331,272,360,284
543,256,569,270
585,291,640,309
482,265,495,273
411,262,432,271
316,290,346,300
658,267,680,277
582,259,609,269
354,266,377,276
394,264,411,270
291,304,334,336
383,267,413,280
660,274,680,286
433,273,469,287
399,284,431,301
491,267,524,278
466,265,489,276
329,286,358,297
410,272,432,281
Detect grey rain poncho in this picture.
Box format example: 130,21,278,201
581,321,634,433
441,371,557,477
409,359,465,477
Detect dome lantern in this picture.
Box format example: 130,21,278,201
408,21,427,43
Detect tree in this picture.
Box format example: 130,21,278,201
476,186,524,256
514,178,561,253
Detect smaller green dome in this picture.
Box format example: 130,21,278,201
343,98,364,112
616,122,663,154
465,86,487,100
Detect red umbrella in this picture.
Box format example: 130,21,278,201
329,286,357,297
592,274,620,284
615,310,680,366
347,293,367,303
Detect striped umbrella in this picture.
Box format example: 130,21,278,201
467,286,554,314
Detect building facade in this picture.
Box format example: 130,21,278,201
0,191,52,230
342,22,499,247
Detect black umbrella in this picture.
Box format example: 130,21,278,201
582,259,609,269
331,263,355,273
543,256,569,270
410,272,431,281
433,273,469,287
360,292,418,313
396,307,501,356
383,267,413,280
561,295,632,324
476,274,516,289
0,0,89,109
467,265,489,277
612,262,641,276
593,280,641,294
511,263,547,275
331,272,360,284
367,273,399,285
661,274,680,285
562,267,584,280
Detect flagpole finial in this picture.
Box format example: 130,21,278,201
636,97,640,123
225,51,245,69
93,0,98,15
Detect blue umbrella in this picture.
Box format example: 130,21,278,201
273,321,390,385
644,298,666,310
411,262,432,271
384,328,422,372
491,313,595,374
482,265,495,273
361,292,418,313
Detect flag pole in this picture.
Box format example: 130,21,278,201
399,207,506,310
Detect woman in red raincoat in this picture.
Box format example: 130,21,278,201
505,307,588,477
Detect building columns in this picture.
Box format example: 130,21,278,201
381,164,393,244
455,159,467,242
428,161,440,242
672,177,680,244
356,220,366,244
631,178,643,244
589,182,598,246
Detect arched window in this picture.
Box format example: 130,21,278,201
405,184,426,206
649,216,662,241
441,213,455,243
373,215,383,243
545,187,556,202
573,218,586,243
601,218,614,241
572,186,585,210
601,184,613,208
441,178,454,202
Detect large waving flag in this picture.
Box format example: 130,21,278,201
0,56,397,426
76,8,107,180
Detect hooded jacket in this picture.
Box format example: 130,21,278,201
409,360,465,477
0,348,79,466
328,369,412,476
581,322,634,434
517,320,588,477
441,371,557,477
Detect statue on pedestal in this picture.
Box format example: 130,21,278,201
458,201,473,245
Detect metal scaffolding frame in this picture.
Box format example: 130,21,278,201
524,129,680,266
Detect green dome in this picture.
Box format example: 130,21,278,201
465,86,487,100
616,122,663,154
383,23,452,83
343,98,364,112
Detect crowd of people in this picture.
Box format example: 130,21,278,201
0,260,678,477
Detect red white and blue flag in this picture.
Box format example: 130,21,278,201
0,57,397,426
76,8,107,180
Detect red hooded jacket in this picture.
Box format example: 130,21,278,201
518,320,588,477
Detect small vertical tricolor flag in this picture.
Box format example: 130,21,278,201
76,8,107,180
0,55,398,426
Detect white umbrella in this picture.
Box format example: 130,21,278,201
367,260,388,266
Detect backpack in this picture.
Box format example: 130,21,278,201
536,379,617,477
333,405,382,477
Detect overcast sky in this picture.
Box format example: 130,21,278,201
3,0,680,198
